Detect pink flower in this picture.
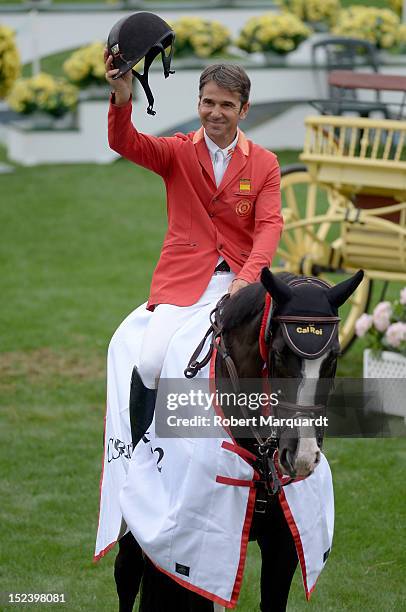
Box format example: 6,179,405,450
355,313,373,337
373,301,392,332
400,287,406,306
385,322,406,348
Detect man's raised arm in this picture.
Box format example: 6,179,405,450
104,50,173,177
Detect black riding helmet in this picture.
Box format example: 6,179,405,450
107,12,175,115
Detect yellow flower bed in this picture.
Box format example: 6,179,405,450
171,17,231,58
236,12,312,55
333,6,400,49
7,72,78,117
277,0,340,26
63,41,106,87
389,0,402,16
0,24,21,99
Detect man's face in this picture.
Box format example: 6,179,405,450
198,81,250,148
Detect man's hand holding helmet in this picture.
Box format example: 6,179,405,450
104,48,132,106
105,12,175,114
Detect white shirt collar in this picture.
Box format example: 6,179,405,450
203,129,239,159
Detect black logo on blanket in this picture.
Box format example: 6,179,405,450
175,563,190,577
107,437,133,462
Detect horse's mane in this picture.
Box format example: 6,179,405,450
275,271,298,285
220,271,302,331
221,282,266,331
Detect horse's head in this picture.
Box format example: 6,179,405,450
261,268,364,478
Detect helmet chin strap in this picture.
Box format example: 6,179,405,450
132,41,175,116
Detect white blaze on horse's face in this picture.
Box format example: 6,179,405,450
293,356,324,477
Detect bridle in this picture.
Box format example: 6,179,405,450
266,277,340,454
185,280,340,500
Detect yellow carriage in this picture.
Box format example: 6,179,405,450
275,73,406,350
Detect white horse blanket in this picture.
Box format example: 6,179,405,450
94,300,334,607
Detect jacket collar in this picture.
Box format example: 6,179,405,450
193,126,249,156
193,127,250,194
203,129,239,161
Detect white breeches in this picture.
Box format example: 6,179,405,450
138,271,234,388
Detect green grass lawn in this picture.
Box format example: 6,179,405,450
0,145,405,611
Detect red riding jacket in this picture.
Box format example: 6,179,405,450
108,98,283,308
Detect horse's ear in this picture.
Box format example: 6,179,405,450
260,267,293,303
327,270,364,308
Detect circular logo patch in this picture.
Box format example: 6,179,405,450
236,199,252,217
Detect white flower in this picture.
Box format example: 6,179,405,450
372,301,392,332
355,313,373,337
385,322,406,348
400,287,406,305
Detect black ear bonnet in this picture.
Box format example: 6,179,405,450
261,268,364,360
269,277,341,360
107,11,175,115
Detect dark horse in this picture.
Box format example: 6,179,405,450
114,268,364,612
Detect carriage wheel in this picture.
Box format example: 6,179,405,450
273,165,372,352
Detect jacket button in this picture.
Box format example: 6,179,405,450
209,212,215,217
218,243,223,249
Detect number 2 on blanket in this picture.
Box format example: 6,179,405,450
141,433,164,472
153,447,164,472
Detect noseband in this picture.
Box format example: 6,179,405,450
185,278,340,496
265,278,340,452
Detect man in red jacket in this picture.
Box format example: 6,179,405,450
105,52,282,399
96,56,283,583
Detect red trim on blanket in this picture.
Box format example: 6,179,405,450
206,370,260,606
93,539,117,562
307,581,318,600
151,473,258,609
259,293,272,362
206,327,265,607
216,475,255,487
229,479,257,607
221,440,258,463
278,487,311,599
151,559,234,608
209,339,217,382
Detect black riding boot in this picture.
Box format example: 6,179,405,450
129,366,157,447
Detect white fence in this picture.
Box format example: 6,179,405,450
6,96,117,165
6,59,406,165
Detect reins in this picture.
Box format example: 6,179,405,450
184,294,240,391
184,294,283,496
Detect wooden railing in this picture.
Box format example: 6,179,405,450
302,115,406,166
300,115,406,197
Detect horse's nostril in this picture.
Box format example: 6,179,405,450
280,448,296,478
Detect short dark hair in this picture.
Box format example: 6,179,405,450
199,64,251,106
